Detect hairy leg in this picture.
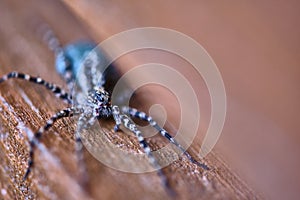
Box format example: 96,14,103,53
0,72,72,104
23,107,76,180
122,106,209,170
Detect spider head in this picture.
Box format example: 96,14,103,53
88,87,112,117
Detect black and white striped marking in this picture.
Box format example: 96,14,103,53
121,106,209,170
23,107,75,180
0,72,72,104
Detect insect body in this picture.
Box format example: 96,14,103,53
0,25,209,195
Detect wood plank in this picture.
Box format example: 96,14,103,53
0,0,261,199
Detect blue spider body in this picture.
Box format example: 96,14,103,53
55,41,96,80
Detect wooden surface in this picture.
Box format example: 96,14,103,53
2,0,298,199
60,1,300,200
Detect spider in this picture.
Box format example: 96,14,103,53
0,24,209,195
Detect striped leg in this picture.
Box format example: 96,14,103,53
112,106,175,196
73,114,95,185
122,106,209,170
23,107,75,180
55,50,74,90
0,72,72,104
38,22,63,56
37,22,74,89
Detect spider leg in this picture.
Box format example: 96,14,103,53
121,106,209,170
75,114,88,181
37,22,63,56
23,107,77,180
38,22,74,88
0,72,72,104
112,106,175,196
73,114,97,185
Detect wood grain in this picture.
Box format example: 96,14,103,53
0,0,261,199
